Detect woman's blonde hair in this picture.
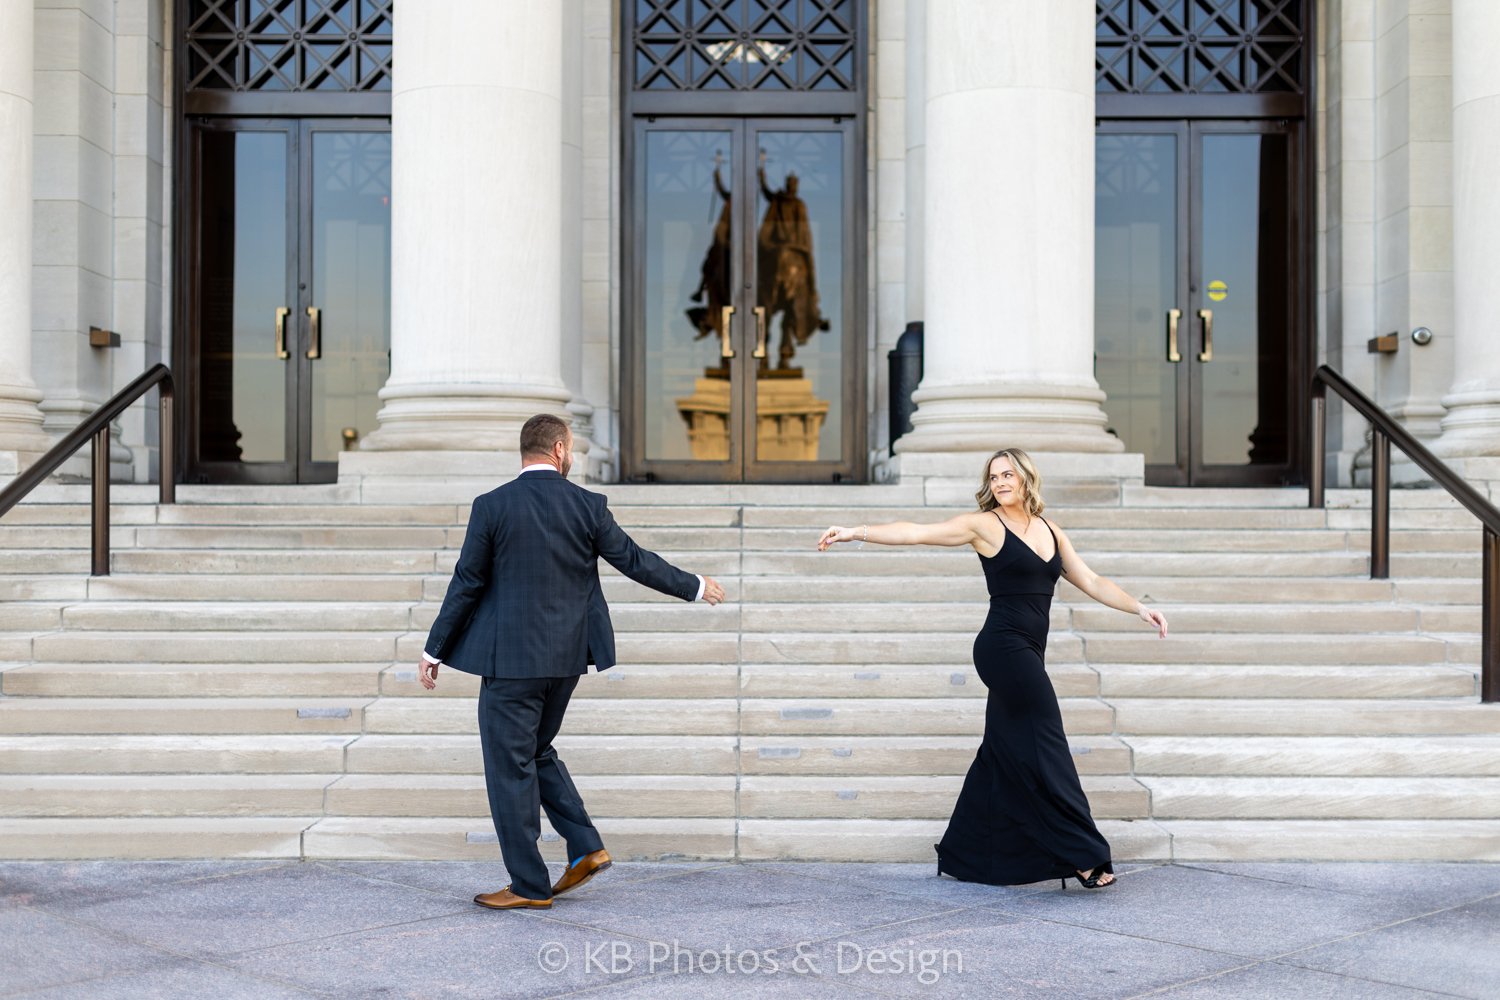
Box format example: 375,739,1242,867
975,448,1045,517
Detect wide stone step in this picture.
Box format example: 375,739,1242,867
84,574,426,602
736,818,1169,863
0,735,354,774
1071,603,1424,634
380,663,741,699
361,696,1114,737
1112,699,1500,736
737,526,1382,554
110,549,441,575
0,774,333,817
739,735,1131,775
300,816,738,861
750,550,1374,577
736,775,1148,820
734,662,1098,699
392,631,742,665
345,734,739,775
1157,819,1500,862
1092,663,1476,699
31,631,401,663
1142,775,1500,819
325,774,737,818
58,602,419,632
0,817,318,859
736,698,1112,737
0,698,372,735
735,632,1084,663
1126,735,1500,776
363,698,739,736
0,576,88,601
130,525,454,549
1,662,386,698
1080,633,1452,665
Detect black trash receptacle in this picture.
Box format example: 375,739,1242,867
887,321,924,449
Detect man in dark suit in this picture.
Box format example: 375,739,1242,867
417,413,725,910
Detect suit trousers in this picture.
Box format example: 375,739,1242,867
478,674,604,900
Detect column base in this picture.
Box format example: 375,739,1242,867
361,381,574,452
0,385,54,486
1431,384,1500,464
894,378,1124,455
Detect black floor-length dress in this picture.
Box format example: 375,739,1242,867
935,513,1113,885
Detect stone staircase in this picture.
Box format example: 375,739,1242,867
1,481,1498,863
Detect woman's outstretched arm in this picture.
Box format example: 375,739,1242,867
1052,521,1168,638
817,513,985,551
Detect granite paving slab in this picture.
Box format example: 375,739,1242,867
985,863,1417,960
1145,961,1459,1000
764,906,1244,999
8,959,317,1000
2,861,1496,999
0,908,175,996
1283,892,1500,999
37,861,470,960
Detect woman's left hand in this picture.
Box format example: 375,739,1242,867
817,525,854,551
1138,604,1168,638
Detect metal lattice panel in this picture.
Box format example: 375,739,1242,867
185,0,393,92
633,0,856,92
1096,0,1304,95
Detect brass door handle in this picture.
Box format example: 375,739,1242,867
719,305,736,360
274,307,290,360
1197,308,1213,362
1166,308,1182,363
305,306,321,360
752,305,768,359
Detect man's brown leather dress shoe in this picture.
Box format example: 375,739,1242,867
551,849,612,897
473,886,552,909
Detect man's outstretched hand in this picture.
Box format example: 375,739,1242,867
701,576,726,605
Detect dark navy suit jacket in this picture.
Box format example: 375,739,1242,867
423,470,700,678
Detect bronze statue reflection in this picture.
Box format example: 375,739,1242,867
685,151,732,349
756,149,830,371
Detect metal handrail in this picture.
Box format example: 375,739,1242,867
1309,363,1499,702
0,364,175,576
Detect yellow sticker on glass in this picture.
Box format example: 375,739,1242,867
1207,280,1228,302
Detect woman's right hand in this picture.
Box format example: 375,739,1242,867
817,525,855,551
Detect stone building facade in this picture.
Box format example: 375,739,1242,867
1,0,1496,493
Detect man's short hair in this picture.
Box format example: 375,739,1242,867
520,414,570,457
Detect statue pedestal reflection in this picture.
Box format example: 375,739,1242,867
677,369,828,463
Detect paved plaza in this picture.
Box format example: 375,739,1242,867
1,859,1497,998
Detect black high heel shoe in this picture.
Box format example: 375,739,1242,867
1059,863,1115,890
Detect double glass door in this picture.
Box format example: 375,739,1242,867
626,117,860,483
1095,120,1300,486
185,118,391,483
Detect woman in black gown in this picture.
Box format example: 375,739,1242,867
817,448,1168,889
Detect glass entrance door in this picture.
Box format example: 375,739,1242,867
185,119,391,483
1095,120,1300,486
626,117,860,483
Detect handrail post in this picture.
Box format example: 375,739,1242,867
159,380,175,505
1370,429,1390,579
1485,527,1499,703
1309,388,1326,508
90,427,110,576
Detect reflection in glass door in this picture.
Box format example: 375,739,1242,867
627,118,860,483
186,120,391,483
1095,120,1299,486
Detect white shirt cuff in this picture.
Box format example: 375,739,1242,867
421,652,442,666
694,575,705,602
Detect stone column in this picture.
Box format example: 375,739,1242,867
0,0,51,471
362,0,571,453
1435,0,1500,471
896,0,1120,456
